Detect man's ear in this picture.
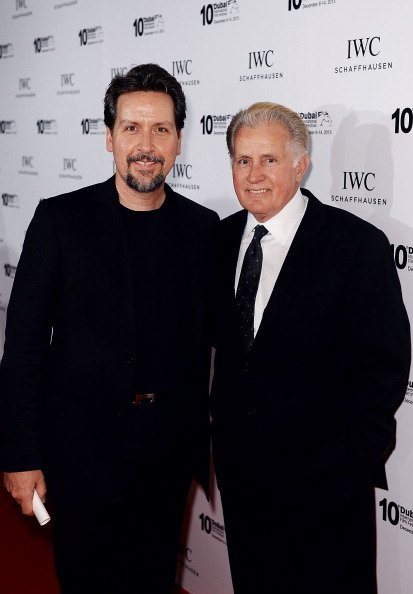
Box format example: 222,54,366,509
296,154,309,182
177,130,182,156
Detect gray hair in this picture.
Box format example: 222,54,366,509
226,102,309,162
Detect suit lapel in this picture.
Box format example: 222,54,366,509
222,209,248,299
167,185,207,348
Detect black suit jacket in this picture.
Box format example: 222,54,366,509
0,176,219,502
211,189,410,499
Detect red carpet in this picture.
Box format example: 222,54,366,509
0,476,189,594
0,478,60,594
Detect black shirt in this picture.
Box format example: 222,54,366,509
119,194,191,393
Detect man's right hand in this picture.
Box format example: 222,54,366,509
3,470,46,516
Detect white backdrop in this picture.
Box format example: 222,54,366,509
0,1,412,592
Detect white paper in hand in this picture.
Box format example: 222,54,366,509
32,489,51,526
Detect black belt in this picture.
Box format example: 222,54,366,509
131,392,156,406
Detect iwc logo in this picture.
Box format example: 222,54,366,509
169,163,200,191
172,59,199,86
58,72,80,96
13,0,33,19
335,36,393,75
239,50,283,82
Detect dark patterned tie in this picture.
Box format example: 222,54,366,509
235,225,269,352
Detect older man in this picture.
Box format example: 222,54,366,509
0,63,218,594
211,102,410,594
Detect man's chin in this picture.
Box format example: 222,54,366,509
126,173,165,193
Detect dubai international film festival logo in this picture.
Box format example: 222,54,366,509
78,26,103,46
392,107,413,135
200,1,239,26
172,59,199,86
391,244,413,274
0,42,14,59
300,110,333,136
1,193,20,208
335,35,393,75
0,120,17,134
169,163,200,192
288,0,336,11
4,264,17,278
379,498,413,536
133,14,165,37
200,113,232,136
199,512,227,545
239,49,283,83
80,118,105,135
405,379,413,406
36,119,58,135
33,36,55,53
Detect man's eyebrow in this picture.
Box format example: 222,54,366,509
118,119,174,126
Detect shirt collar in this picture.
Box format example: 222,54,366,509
242,188,308,245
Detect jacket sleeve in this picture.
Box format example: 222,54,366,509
343,226,411,487
0,199,59,471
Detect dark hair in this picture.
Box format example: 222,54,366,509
104,63,186,131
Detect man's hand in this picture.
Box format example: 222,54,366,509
3,470,46,516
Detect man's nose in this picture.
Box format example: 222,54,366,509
247,163,265,183
136,128,154,153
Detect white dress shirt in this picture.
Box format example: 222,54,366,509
235,189,308,336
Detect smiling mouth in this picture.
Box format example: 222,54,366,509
247,189,269,194
127,154,165,167
133,160,158,168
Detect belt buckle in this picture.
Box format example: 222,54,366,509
132,392,156,406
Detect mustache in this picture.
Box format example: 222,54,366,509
127,153,165,165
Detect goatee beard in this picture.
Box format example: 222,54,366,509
126,172,165,193
126,153,165,193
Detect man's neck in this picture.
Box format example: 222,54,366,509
115,176,166,211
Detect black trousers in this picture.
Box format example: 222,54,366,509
52,399,191,594
213,419,377,594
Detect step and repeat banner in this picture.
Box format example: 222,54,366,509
0,1,412,592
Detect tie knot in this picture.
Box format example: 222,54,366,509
253,225,268,242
